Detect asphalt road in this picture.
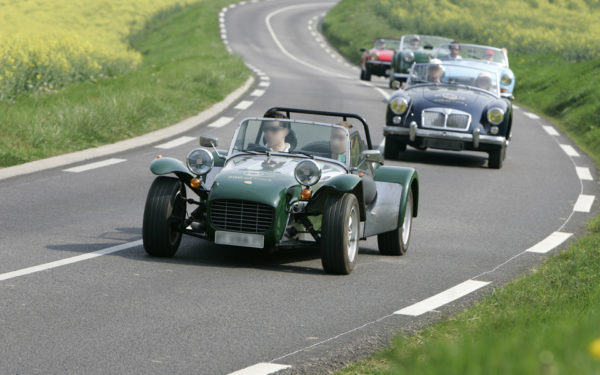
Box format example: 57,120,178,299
1,1,598,374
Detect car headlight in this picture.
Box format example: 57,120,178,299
390,97,409,114
294,159,321,186
403,51,414,63
501,74,512,85
186,148,214,176
490,126,500,135
370,54,378,60
487,107,505,125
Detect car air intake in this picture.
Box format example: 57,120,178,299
421,108,471,131
210,200,274,233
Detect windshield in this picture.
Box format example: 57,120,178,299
407,63,500,95
399,34,453,52
371,38,401,50
435,43,508,67
230,118,351,165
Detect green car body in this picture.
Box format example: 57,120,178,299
142,107,420,274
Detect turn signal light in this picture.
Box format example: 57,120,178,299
190,177,201,188
300,188,312,199
156,154,163,159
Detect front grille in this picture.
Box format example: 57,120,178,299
210,200,273,233
422,109,471,131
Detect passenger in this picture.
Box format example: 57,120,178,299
483,49,495,62
447,41,462,60
427,59,444,83
330,121,352,162
473,72,493,91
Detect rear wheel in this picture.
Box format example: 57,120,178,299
321,193,360,275
378,189,412,255
364,68,372,81
383,136,406,159
488,148,505,169
143,176,186,257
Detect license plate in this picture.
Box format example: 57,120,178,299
215,231,264,248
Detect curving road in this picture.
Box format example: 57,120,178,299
0,0,598,374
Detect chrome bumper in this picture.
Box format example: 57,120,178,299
384,123,507,148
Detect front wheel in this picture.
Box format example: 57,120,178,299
142,176,187,257
383,136,406,159
488,148,505,169
321,193,360,275
378,189,413,255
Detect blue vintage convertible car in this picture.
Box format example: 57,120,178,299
383,62,513,169
434,43,515,100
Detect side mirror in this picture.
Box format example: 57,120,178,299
199,135,218,147
391,80,401,90
361,149,383,164
359,48,366,52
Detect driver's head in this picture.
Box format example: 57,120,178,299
449,41,461,57
474,72,493,90
408,35,420,48
331,122,351,155
483,49,495,61
427,59,444,82
263,119,289,150
376,39,386,49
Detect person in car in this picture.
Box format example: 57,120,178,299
407,35,420,49
483,49,495,62
446,41,462,60
262,109,296,152
330,121,352,162
427,59,444,83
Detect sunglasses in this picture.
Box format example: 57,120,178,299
263,126,285,133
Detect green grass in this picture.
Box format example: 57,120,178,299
322,0,600,373
0,0,249,167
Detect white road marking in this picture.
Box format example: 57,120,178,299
543,125,559,136
228,363,291,375
360,81,390,100
258,81,270,87
394,280,490,316
576,167,593,181
512,104,520,110
0,240,143,282
523,111,540,120
154,136,195,149
235,100,253,110
560,144,580,157
250,89,265,97
574,194,595,212
526,232,573,253
260,76,270,81
208,116,233,128
63,158,126,173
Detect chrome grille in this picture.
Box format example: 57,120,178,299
210,200,273,233
421,108,471,131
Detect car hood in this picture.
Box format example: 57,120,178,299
208,155,345,207
411,85,493,109
371,49,394,62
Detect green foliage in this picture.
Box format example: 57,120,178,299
0,1,248,167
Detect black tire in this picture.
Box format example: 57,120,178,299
364,68,372,81
142,176,186,257
321,193,360,275
383,136,406,159
360,69,366,80
488,148,505,169
378,189,412,255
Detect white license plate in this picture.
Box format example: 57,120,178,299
215,231,264,248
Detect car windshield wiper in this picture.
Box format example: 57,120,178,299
288,151,314,159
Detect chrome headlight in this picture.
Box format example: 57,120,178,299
501,74,512,85
487,107,505,125
403,51,415,63
294,159,321,186
390,97,409,114
186,148,214,176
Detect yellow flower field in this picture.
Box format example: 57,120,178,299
378,0,600,61
0,0,198,100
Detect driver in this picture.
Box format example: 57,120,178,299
427,59,444,83
330,121,352,162
446,41,462,60
483,49,495,62
474,72,493,91
407,35,420,49
263,118,291,152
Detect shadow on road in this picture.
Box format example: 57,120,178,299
388,149,488,168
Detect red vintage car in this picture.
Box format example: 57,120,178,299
360,38,400,81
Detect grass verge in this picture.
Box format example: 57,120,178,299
0,0,248,167
322,0,600,373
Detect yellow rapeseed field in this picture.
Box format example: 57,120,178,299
0,0,198,100
378,0,600,61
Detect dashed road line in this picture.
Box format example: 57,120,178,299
526,232,573,254
208,116,234,128
523,111,540,120
574,194,595,212
228,363,290,375
0,240,143,282
542,125,559,136
560,144,580,157
576,166,593,181
154,136,196,149
512,104,520,110
235,100,254,110
258,81,270,87
251,89,265,97
63,158,126,173
394,280,491,316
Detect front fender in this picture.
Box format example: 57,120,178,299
150,157,195,184
308,174,366,220
374,166,419,225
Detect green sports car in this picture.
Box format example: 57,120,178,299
143,108,419,275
